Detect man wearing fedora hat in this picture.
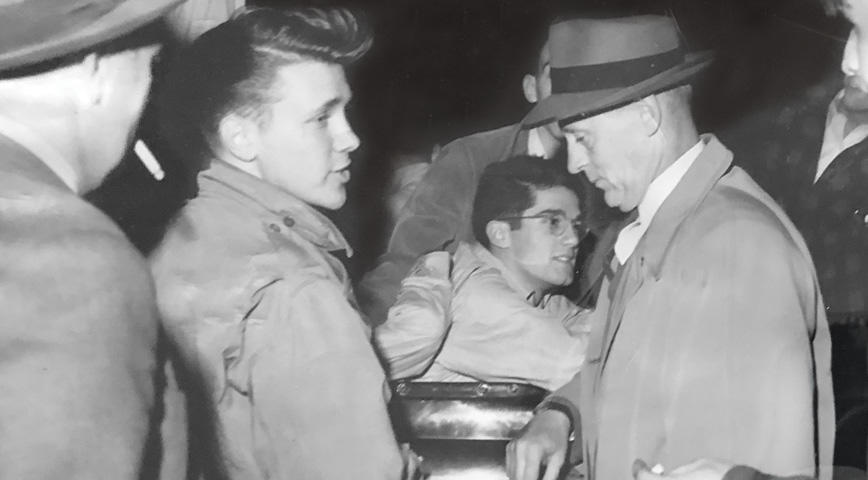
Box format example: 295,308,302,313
506,15,834,480
0,1,188,479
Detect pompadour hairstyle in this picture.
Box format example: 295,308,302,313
158,6,371,172
472,155,577,249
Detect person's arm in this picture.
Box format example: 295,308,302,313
358,140,479,325
438,268,588,391
0,232,158,479
633,459,814,480
246,277,404,480
375,251,453,379
506,409,573,480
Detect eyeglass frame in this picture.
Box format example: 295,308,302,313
496,209,589,239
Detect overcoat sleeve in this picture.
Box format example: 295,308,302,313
0,231,158,479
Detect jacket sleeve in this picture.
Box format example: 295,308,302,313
437,269,589,391
375,251,453,379
357,141,480,326
723,466,814,480
0,232,158,480
246,276,404,480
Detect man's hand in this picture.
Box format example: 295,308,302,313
505,409,571,480
633,458,734,480
401,443,425,479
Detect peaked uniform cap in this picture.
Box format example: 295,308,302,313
0,0,184,71
524,15,713,127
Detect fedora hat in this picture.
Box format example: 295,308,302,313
0,0,184,72
523,15,713,128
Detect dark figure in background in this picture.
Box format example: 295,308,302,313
727,0,868,321
152,7,415,479
357,16,569,325
0,1,187,479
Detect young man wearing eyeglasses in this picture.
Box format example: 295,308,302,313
375,155,591,391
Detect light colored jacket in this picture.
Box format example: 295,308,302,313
359,123,527,324
377,242,590,391
150,161,404,480
550,136,835,480
0,134,171,479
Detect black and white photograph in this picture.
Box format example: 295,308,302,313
0,0,866,479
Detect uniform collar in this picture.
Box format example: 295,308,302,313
632,134,732,278
199,160,353,256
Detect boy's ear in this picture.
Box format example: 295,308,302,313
486,220,513,249
218,113,258,162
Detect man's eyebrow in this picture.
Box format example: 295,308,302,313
531,208,566,216
307,97,344,119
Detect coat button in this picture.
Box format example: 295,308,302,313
283,217,295,228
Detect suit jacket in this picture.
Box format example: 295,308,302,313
0,134,176,479
550,136,835,480
724,76,868,319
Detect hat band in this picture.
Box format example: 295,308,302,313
550,47,685,94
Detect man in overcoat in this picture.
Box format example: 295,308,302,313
0,1,185,478
506,15,835,480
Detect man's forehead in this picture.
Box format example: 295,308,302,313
272,61,351,104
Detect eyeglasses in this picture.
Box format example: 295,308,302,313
498,211,589,238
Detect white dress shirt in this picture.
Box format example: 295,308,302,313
614,139,705,264
527,127,549,158
815,90,868,182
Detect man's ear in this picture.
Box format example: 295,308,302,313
486,220,512,249
218,113,258,162
637,94,663,136
522,74,539,104
74,53,104,108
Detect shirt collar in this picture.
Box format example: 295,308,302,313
467,242,546,307
527,127,548,158
637,139,704,226
816,90,868,181
0,114,79,193
199,160,353,256
637,134,732,277
614,139,704,264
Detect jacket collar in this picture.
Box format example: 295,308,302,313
466,242,546,306
199,160,352,256
0,129,75,193
633,134,731,278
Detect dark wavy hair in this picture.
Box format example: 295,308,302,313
472,155,576,249
820,0,844,15
157,6,371,173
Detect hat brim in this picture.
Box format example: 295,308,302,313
523,51,714,128
0,0,183,72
